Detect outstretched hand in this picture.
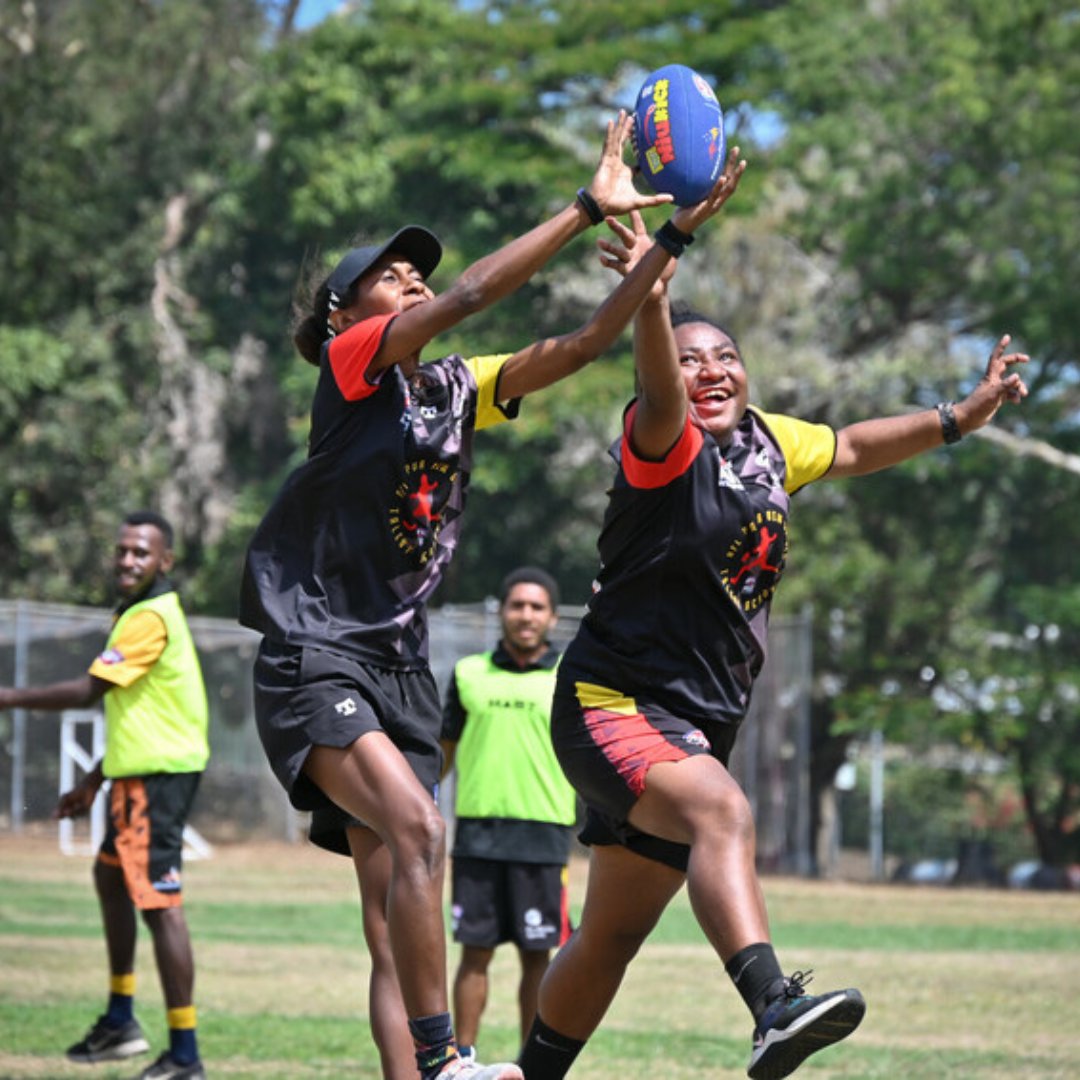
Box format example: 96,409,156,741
53,772,103,820
671,145,748,235
956,334,1030,432
599,210,675,302
587,112,674,217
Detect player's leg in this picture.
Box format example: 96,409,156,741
518,843,684,1077
143,907,194,1008
632,755,865,1079
453,944,495,1054
515,948,549,1045
95,856,138,976
66,781,149,1065
130,773,205,1079
306,734,449,1016
307,736,521,1079
346,823,416,1080
630,754,770,958
450,856,504,1056
505,861,570,1045
65,852,149,1064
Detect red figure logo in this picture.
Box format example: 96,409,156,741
403,473,441,532
730,526,782,586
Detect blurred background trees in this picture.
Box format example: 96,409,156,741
2,0,1077,867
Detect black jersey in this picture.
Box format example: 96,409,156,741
562,404,836,725
240,312,516,668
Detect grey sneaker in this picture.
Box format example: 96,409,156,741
433,1056,522,1079
66,1015,149,1063
135,1052,207,1079
747,970,865,1079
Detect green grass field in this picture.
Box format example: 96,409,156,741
2,831,1079,1079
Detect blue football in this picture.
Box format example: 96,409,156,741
634,64,726,206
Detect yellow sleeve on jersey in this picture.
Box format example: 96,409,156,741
88,610,168,688
753,408,837,493
465,354,515,431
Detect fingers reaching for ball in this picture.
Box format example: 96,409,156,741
957,333,1032,433
670,145,748,234
589,111,675,218
987,333,1030,403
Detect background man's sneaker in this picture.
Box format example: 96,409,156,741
66,1016,149,1063
747,971,865,1079
135,1051,207,1079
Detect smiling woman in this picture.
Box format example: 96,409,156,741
517,208,1032,1080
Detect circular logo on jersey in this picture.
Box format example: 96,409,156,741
388,457,457,563
524,908,542,928
720,508,789,614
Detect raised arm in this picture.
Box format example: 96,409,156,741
828,334,1029,479
373,113,673,373
584,146,748,458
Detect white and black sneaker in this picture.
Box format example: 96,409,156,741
431,1056,523,1079
66,1015,149,1063
135,1051,207,1079
747,971,865,1079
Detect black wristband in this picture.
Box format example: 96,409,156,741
937,401,962,444
576,187,604,226
654,219,695,258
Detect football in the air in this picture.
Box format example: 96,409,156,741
633,64,726,206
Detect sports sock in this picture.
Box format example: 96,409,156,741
516,1015,585,1079
725,942,786,1022
409,1012,457,1079
167,1005,199,1066
105,972,136,1026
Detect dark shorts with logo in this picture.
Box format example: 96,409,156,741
451,857,572,951
253,639,442,828
550,675,738,873
99,772,201,911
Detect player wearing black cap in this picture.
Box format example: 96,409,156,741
241,119,747,1080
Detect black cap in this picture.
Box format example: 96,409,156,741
326,225,442,296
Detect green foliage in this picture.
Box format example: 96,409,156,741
761,0,1080,374
0,0,270,600
2,0,1079,862
840,756,1034,868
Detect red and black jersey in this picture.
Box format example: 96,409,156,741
240,314,517,668
561,404,836,726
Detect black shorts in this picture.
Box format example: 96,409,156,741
99,772,201,910
253,639,442,818
451,857,572,951
309,803,373,857
550,675,738,873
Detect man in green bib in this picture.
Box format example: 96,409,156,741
0,511,209,1080
440,567,577,1062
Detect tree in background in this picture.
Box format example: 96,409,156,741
743,0,1080,868
2,0,1077,865
0,0,270,600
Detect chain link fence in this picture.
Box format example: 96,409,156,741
0,598,812,872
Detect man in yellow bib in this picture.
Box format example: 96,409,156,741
0,511,209,1080
440,567,577,1061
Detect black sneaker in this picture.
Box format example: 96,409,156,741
66,1015,150,1063
135,1051,207,1079
747,971,865,1079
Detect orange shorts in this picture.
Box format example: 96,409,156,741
98,773,201,910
